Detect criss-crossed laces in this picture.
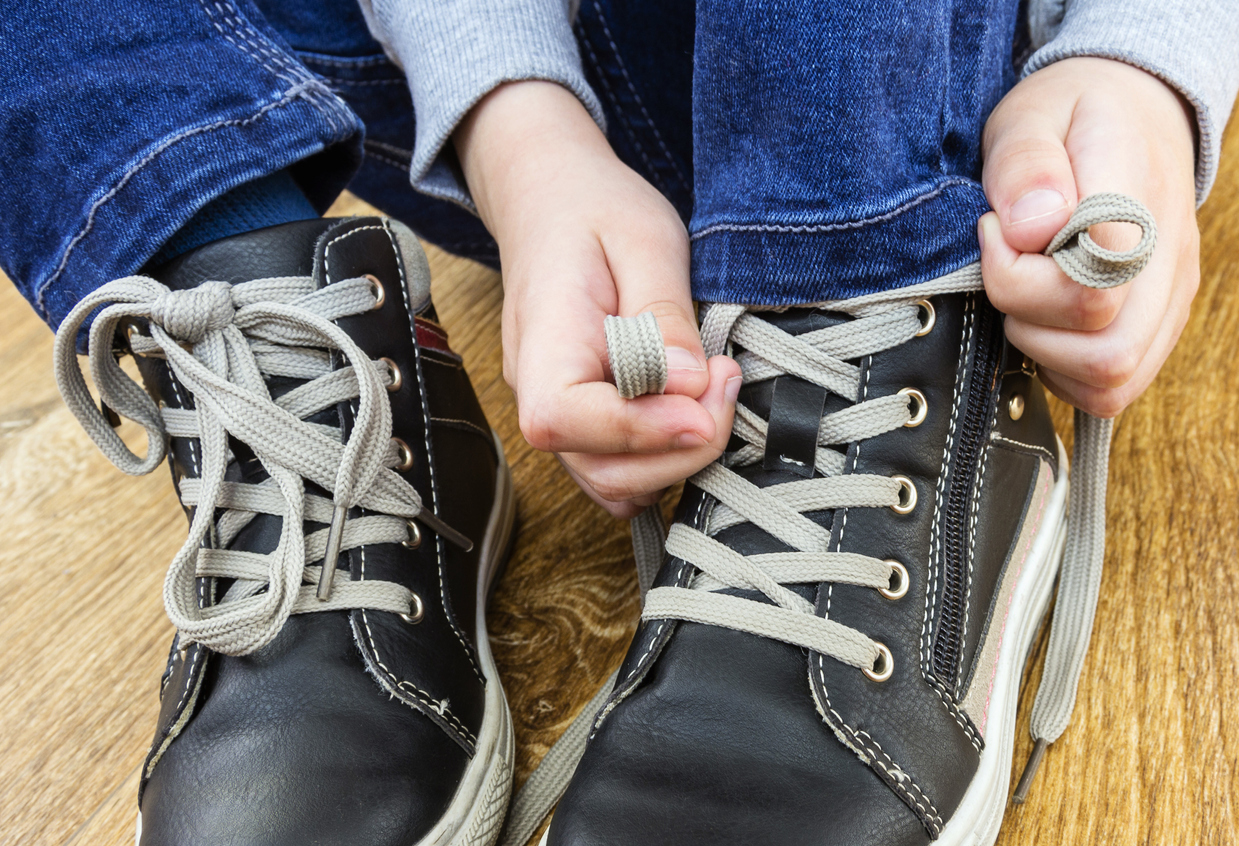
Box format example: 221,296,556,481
499,193,1156,846
53,273,469,657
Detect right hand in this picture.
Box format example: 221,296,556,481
455,81,742,519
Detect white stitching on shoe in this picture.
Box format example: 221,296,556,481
920,298,974,679
990,434,1056,466
379,219,484,683
321,222,478,744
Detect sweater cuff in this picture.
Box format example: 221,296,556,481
1024,0,1239,206
362,0,605,212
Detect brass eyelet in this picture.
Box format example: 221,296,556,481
381,357,402,392
402,519,422,549
393,437,414,472
880,560,909,600
863,642,894,682
365,273,386,310
1008,393,1025,421
915,299,936,336
891,475,917,514
399,593,425,625
898,387,927,428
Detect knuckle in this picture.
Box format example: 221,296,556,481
589,468,642,503
1074,289,1121,331
518,395,557,452
1089,341,1141,388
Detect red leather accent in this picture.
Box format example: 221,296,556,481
415,318,452,354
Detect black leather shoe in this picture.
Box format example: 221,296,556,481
547,285,1069,845
54,218,515,846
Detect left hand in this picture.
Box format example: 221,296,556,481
979,56,1201,417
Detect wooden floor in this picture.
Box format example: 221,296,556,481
2,127,1237,845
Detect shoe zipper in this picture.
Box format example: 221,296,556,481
932,297,1004,690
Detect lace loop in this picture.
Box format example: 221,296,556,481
499,193,1158,843
54,273,467,656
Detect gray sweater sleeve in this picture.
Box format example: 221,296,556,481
359,0,604,211
365,1,1238,212
1025,0,1239,205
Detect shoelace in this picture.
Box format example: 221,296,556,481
53,274,469,656
500,193,1155,845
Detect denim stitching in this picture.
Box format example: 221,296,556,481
326,77,406,87
690,177,974,240
202,0,310,86
365,151,412,173
574,19,669,197
35,82,333,318
588,0,691,196
299,53,394,69
197,0,300,86
366,139,413,159
199,0,357,138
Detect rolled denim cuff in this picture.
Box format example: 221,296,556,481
1025,0,1239,206
35,82,362,341
362,0,605,211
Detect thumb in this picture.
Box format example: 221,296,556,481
606,223,710,399
982,103,1078,254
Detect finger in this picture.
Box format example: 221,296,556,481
520,379,717,454
981,93,1078,253
557,455,661,519
979,211,1127,330
560,358,741,503
1036,289,1190,417
599,209,709,398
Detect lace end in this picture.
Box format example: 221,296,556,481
317,504,349,601
418,510,474,553
1012,738,1049,804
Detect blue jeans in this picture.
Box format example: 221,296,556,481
0,0,1021,336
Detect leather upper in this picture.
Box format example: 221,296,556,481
130,218,500,846
550,294,1060,845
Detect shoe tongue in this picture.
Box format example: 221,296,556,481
145,218,340,291
736,307,855,423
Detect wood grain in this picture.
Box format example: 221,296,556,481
1,124,1236,844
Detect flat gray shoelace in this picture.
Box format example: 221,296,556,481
500,192,1155,845
53,274,468,656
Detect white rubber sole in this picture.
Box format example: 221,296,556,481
933,438,1070,846
137,433,517,846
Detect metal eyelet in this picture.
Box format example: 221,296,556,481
393,437,414,472
381,357,403,392
403,519,422,549
880,560,909,600
365,273,386,310
915,299,936,336
399,593,425,625
890,475,917,514
863,642,894,682
1008,393,1025,421
898,388,927,428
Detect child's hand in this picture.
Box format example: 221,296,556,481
456,82,741,518
979,57,1200,417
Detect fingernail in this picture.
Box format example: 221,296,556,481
724,375,742,404
1009,189,1067,225
976,218,986,251
665,346,706,373
677,432,707,449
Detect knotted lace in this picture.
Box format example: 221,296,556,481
499,192,1155,845
53,273,466,656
